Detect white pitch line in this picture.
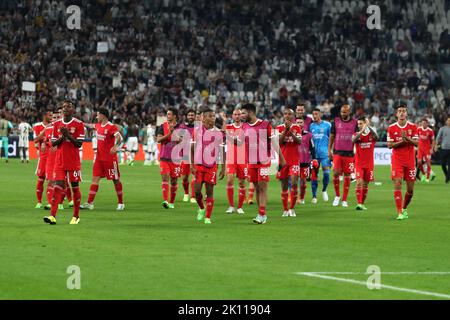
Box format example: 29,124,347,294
296,272,450,275
295,272,450,299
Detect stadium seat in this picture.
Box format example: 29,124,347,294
239,91,246,101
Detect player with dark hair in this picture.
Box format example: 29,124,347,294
240,103,285,224
295,117,315,204
387,105,419,220
181,109,196,202
352,116,378,210
191,108,226,224
296,104,312,131
156,108,183,209
43,101,85,225
80,108,124,211
417,118,436,182
32,110,53,208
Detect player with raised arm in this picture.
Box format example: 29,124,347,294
80,108,124,211
295,118,315,204
156,108,183,209
32,110,52,208
309,108,332,204
191,108,226,224
240,103,286,224
328,104,358,208
43,101,85,225
276,108,302,217
352,117,378,211
17,118,32,163
417,118,436,183
387,105,419,220
224,108,247,214
180,109,196,202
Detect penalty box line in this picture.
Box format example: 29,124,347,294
295,272,450,299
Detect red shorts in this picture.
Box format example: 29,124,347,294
276,164,300,180
417,149,431,163
333,154,355,174
93,159,120,180
194,165,217,185
181,162,190,176
45,159,55,180
391,165,416,182
226,164,248,179
35,157,47,177
160,161,181,178
248,165,270,183
355,167,374,182
299,165,310,179
53,169,82,182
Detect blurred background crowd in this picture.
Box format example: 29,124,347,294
1,0,450,142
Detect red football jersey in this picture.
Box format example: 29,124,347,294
95,122,120,162
242,119,274,167
33,122,48,158
44,126,56,164
52,118,85,171
417,127,434,153
193,125,225,168
387,121,418,167
225,122,245,165
276,123,302,165
353,131,376,169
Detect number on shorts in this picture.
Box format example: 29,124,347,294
260,167,269,177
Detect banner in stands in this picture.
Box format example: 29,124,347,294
374,147,392,165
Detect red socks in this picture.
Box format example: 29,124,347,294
403,191,413,209
290,185,298,209
281,190,289,211
226,185,234,207
258,206,266,216
169,184,178,204
65,184,72,202
115,181,123,204
426,164,431,179
333,176,340,197
362,186,368,203
356,186,362,204
182,180,189,195
87,184,99,204
342,176,351,202
51,185,64,217
72,186,81,218
46,184,54,204
238,187,246,209
300,183,306,200
190,179,195,198
36,178,45,203
162,182,169,201
196,193,204,209
394,190,403,213
205,197,214,218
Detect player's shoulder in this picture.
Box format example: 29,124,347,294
276,123,285,130
33,122,43,128
323,120,331,127
388,122,399,129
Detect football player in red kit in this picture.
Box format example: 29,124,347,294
43,101,85,225
387,105,419,220
81,108,124,211
276,108,302,217
191,108,226,224
224,108,247,214
417,118,436,182
352,117,378,211
33,110,52,208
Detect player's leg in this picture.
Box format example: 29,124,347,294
25,146,29,162
237,177,246,213
81,176,101,209
181,164,190,201
322,164,330,201
280,177,290,216
393,175,404,219
248,180,255,205
311,162,320,202
194,172,206,221
289,174,298,216
341,170,351,208
402,168,416,218
70,181,81,224
445,150,450,183
64,177,73,206
204,182,215,224
362,179,369,208
355,176,364,209
226,173,236,213
2,137,8,162
113,179,124,210
48,180,65,220
332,156,342,205
36,176,45,207
45,180,54,209
160,161,171,207
169,176,178,208
254,180,268,223
19,146,24,162
425,155,432,181
299,177,307,204
441,150,449,182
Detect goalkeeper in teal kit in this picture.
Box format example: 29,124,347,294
309,108,331,203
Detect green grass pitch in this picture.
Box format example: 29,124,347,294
1,159,449,300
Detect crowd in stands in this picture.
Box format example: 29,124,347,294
1,0,450,141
